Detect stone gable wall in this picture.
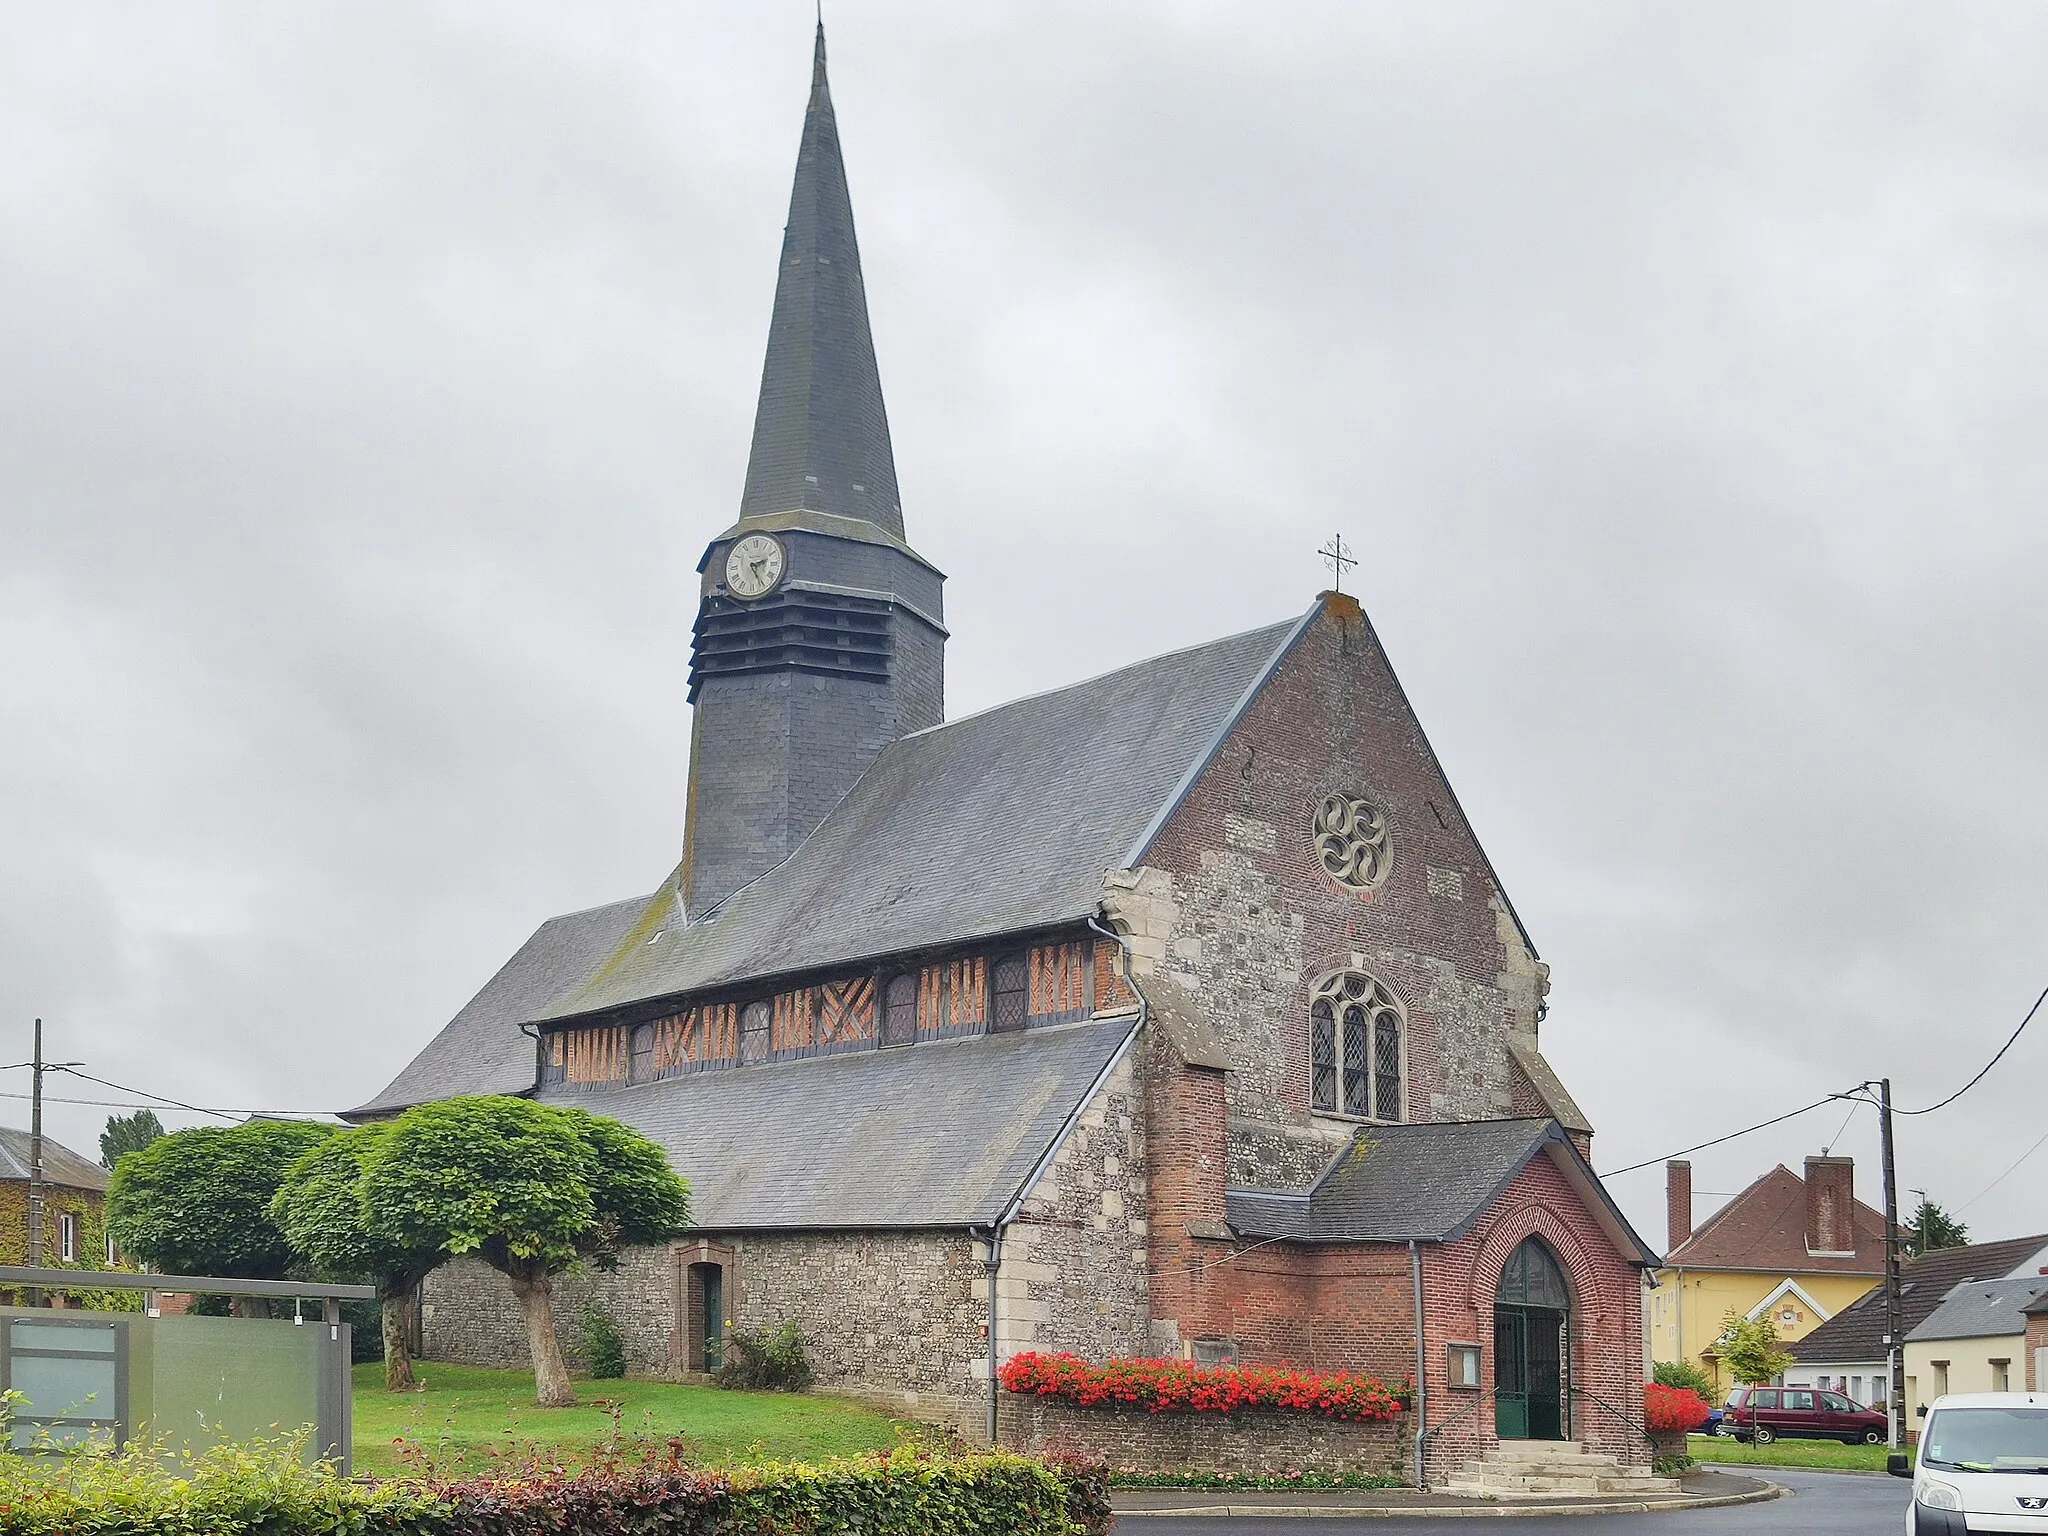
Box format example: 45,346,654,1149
999,1394,1410,1479
1130,597,1547,1186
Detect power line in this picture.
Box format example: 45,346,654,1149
52,1067,247,1122
1956,1126,2048,1215
1894,982,2047,1117
1599,1093,1850,1178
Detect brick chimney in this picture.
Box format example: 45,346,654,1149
1667,1160,1693,1253
1805,1155,1856,1255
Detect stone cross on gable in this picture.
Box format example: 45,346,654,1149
1320,534,1356,594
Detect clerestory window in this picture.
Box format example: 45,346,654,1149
1308,969,1405,1121
881,973,918,1046
990,956,1029,1032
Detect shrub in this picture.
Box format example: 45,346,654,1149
0,1426,1107,1536
1645,1382,1714,1434
581,1300,627,1380
999,1351,1409,1422
1651,1359,1717,1398
714,1322,814,1392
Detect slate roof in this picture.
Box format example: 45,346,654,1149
738,24,903,540
1663,1164,1887,1275
0,1127,110,1192
538,1015,1136,1229
1908,1274,2048,1345
354,611,1310,1114
1790,1234,2048,1363
351,897,648,1115
532,612,1309,1023
1227,1118,1659,1262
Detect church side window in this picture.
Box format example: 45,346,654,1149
739,1001,771,1064
1310,1000,1337,1112
881,973,918,1046
990,956,1028,1032
630,1023,657,1080
1308,969,1405,1121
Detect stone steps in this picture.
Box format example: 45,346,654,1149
1437,1441,1679,1498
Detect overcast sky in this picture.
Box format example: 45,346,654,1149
4,3,2044,1252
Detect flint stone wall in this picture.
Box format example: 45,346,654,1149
418,1232,993,1435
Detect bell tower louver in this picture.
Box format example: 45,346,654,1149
682,23,946,919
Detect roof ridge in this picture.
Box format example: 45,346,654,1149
897,609,1309,745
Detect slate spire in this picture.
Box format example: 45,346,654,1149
738,22,904,540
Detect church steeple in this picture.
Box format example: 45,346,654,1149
682,24,945,919
739,22,903,539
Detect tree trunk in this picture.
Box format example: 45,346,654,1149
507,1268,576,1407
381,1280,417,1393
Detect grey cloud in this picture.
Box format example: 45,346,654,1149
3,2,2043,1242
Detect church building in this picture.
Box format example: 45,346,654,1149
355,26,1658,1484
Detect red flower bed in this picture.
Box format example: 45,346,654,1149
1644,1382,1713,1433
998,1351,1409,1422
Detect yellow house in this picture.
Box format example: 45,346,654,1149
1650,1156,1885,1394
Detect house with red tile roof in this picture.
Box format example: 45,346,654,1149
1650,1155,1887,1392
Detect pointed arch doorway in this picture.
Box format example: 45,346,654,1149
1494,1236,1572,1440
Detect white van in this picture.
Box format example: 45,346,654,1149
1889,1392,2048,1534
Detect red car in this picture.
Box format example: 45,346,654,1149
1727,1386,1889,1445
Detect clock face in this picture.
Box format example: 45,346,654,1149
724,533,786,600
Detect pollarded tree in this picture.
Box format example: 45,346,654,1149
271,1123,445,1392
106,1119,337,1314
360,1096,691,1407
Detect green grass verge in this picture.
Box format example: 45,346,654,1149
351,1362,916,1478
1689,1433,1908,1472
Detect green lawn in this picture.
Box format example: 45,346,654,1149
1690,1433,1907,1473
351,1363,917,1478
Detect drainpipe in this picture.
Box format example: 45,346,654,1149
1411,1240,1428,1490
978,1225,1005,1445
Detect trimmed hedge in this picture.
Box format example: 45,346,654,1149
0,1437,1109,1536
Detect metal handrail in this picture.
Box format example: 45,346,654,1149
1566,1382,1657,1451
1416,1383,1497,1482
0,1266,375,1302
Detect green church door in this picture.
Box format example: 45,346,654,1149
1493,1237,1573,1441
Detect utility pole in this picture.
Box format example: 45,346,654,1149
1878,1077,1904,1449
27,1018,44,1307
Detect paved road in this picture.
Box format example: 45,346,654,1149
1117,1468,1908,1534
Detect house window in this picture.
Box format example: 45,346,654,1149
59,1212,77,1262
739,1001,771,1064
1307,969,1404,1120
1992,1359,2010,1393
630,1023,657,1080
881,973,918,1046
105,1231,119,1266
990,956,1028,1032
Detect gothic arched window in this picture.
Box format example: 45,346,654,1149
1308,969,1405,1121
